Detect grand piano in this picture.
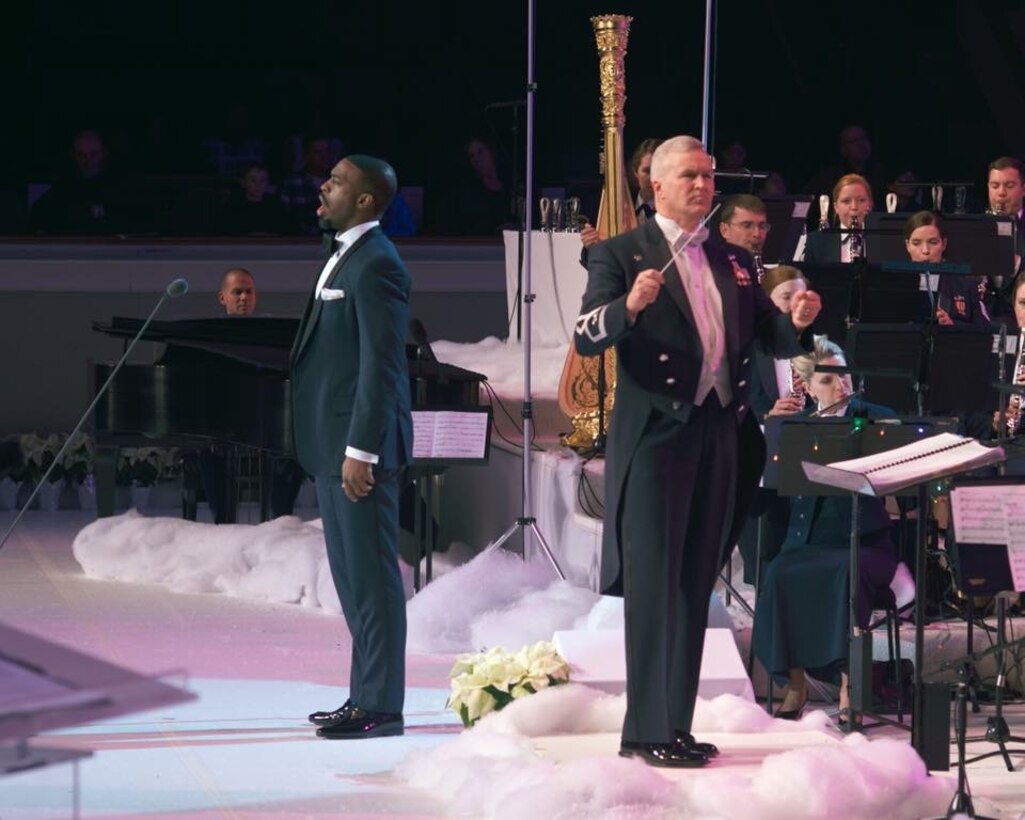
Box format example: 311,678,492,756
90,315,486,519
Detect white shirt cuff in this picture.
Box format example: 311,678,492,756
345,446,379,464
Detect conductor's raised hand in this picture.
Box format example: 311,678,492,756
625,268,665,323
791,289,822,331
580,222,601,249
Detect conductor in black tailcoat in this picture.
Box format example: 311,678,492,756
291,155,412,740
574,136,821,767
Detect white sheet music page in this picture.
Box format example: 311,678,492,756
951,485,1025,591
412,411,489,460
1005,488,1025,591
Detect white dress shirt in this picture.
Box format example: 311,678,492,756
655,214,731,406
312,219,381,465
314,220,380,298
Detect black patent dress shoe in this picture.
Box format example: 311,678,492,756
619,740,708,768
676,731,720,757
315,707,404,739
308,698,356,726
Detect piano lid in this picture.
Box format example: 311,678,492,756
93,315,300,370
93,315,489,383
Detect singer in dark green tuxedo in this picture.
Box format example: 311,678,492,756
290,155,412,740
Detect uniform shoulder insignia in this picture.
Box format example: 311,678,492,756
575,305,609,343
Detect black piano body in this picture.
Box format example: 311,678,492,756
90,316,486,519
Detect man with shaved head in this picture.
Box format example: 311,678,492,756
291,155,412,740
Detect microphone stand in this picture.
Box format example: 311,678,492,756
485,0,564,580
0,279,189,553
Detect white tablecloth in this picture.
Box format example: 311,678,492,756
503,230,589,346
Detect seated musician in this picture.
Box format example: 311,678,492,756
737,265,811,582
802,174,873,263
193,268,306,522
217,267,257,315
750,335,900,726
987,271,1025,439
904,211,987,325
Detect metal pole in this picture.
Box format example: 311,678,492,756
522,0,536,559
700,0,715,149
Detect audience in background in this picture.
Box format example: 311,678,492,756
30,129,141,235
200,104,271,179
431,135,515,236
280,136,341,235
220,163,291,235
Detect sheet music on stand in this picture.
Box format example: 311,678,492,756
411,407,492,466
409,407,492,591
950,478,1025,592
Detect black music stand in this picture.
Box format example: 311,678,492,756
846,323,997,417
947,475,1025,773
777,417,960,769
869,212,1016,279
409,407,492,591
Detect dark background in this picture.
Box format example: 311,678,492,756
4,0,1025,223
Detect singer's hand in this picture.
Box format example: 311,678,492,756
580,223,601,249
767,396,805,417
791,290,822,330
935,307,953,326
626,268,664,323
341,457,374,502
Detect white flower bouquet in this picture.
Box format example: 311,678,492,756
60,432,95,486
19,432,65,484
447,640,571,727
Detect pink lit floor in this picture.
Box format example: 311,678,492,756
3,511,1025,819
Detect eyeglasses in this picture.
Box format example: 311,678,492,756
728,220,771,232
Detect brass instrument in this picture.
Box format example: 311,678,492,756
558,14,635,452
1007,328,1025,436
818,195,830,231
752,250,766,284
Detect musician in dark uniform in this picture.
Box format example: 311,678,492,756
750,336,899,726
982,156,1025,322
574,135,820,767
740,265,811,584
903,211,987,325
802,174,873,263
292,155,412,740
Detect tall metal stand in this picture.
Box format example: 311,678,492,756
487,0,564,580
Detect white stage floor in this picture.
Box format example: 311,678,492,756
2,512,1025,819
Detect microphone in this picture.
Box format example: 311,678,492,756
165,278,189,298
409,318,438,364
0,278,189,553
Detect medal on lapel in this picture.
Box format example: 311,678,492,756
727,254,752,287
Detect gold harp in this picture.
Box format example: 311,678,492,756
558,14,636,452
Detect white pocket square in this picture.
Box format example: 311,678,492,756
320,287,346,301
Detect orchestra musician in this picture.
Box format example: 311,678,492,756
750,335,899,727
903,211,988,326
983,156,1025,321
802,174,873,264
737,265,812,583
718,194,771,260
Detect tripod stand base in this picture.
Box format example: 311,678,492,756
486,517,566,581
